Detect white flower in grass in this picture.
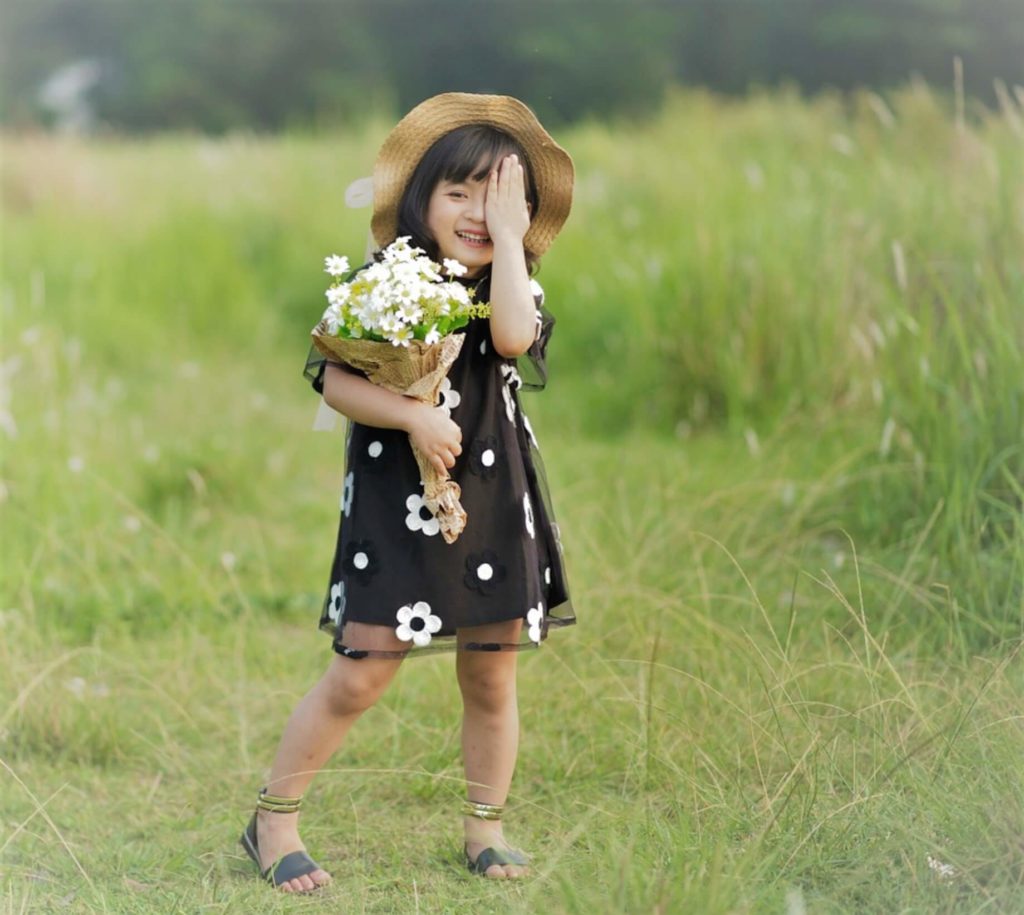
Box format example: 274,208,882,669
527,603,544,644
328,581,345,624
325,254,350,276
405,493,440,536
395,600,442,647
437,378,461,416
927,855,957,882
523,492,535,538
65,676,87,697
341,471,355,515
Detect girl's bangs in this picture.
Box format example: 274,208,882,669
441,127,526,184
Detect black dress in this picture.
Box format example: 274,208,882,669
303,275,576,658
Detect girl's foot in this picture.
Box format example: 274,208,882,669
464,819,529,879
256,810,332,892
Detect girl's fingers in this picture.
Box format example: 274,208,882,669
501,155,522,199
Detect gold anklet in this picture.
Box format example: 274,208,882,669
462,800,504,821
256,787,303,814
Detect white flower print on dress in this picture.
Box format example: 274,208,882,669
341,471,355,515
405,493,440,536
523,492,535,538
544,566,551,586
395,601,443,647
328,581,346,624
527,603,544,644
501,383,517,425
500,363,523,390
529,278,545,305
500,364,522,425
367,440,383,459
437,377,461,417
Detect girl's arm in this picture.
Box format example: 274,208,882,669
322,363,462,475
486,154,538,358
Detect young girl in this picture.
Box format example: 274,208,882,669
241,93,576,892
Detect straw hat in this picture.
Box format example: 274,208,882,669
371,93,574,256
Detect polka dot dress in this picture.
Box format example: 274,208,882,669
305,277,575,658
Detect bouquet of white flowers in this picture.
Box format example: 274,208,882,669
318,237,490,347
311,238,490,544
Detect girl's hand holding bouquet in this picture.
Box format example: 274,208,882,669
311,238,489,544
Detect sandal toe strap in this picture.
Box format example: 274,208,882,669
264,850,322,886
467,845,529,873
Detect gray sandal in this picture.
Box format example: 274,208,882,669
465,843,530,875
239,788,326,890
462,799,529,876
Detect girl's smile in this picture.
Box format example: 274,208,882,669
426,178,494,276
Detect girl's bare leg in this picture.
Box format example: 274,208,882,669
456,619,527,879
254,622,405,892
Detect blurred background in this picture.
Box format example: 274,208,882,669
3,0,1024,134
2,4,1023,911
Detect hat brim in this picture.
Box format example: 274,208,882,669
371,93,574,257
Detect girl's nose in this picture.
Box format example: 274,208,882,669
467,190,486,222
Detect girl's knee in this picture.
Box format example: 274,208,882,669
323,658,395,716
457,656,517,709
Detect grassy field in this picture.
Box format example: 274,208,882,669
1,86,1022,912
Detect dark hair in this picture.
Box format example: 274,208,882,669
391,124,540,275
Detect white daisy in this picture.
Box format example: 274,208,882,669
523,492,535,538
324,254,350,276
395,600,443,647
341,471,355,515
443,257,468,277
326,284,349,306
527,603,544,644
405,493,440,536
328,581,345,624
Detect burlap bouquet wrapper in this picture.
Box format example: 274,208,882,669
312,320,468,544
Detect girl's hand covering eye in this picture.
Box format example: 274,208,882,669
485,155,531,246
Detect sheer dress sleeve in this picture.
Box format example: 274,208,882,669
517,279,554,393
